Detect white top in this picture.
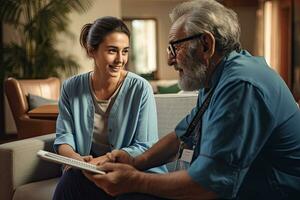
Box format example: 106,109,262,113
89,73,123,156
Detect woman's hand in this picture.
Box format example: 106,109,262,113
105,150,135,166
58,144,93,172
89,155,110,166
88,149,134,166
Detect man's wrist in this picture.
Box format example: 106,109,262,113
132,170,148,193
133,154,147,170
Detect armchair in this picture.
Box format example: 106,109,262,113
4,77,60,139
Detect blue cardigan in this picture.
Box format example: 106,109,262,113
54,71,167,173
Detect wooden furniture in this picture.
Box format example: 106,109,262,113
28,105,59,120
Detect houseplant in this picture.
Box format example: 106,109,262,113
0,0,92,79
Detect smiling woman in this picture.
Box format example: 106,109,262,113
88,31,130,99
52,16,167,200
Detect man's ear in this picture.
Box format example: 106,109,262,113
200,32,215,59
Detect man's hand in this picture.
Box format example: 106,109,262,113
105,150,135,166
88,155,111,166
78,155,94,162
84,162,218,199
87,150,134,167
84,163,141,196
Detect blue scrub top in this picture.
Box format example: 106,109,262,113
175,50,300,199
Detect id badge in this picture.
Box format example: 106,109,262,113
180,149,194,163
174,141,195,171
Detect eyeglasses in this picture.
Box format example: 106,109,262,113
167,33,203,58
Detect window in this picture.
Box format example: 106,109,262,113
124,18,157,79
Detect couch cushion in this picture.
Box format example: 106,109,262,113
155,93,198,138
13,178,59,200
155,93,198,171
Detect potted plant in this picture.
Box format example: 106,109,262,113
0,0,92,79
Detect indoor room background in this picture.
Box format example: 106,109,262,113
1,0,299,137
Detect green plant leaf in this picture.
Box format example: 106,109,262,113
1,0,93,79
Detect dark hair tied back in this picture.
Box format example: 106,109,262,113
79,16,130,55
80,23,93,53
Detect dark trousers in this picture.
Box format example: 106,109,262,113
53,169,168,200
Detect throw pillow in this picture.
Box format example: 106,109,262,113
157,83,181,94
27,93,58,110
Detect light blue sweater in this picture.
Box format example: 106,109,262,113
54,71,167,173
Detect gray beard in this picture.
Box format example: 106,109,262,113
177,49,208,91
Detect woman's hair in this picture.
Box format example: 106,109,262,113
80,16,130,54
170,0,241,55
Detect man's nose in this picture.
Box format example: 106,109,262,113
167,52,176,66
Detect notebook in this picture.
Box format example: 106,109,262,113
37,150,106,174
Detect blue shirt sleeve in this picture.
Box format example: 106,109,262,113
187,81,274,199
53,80,76,153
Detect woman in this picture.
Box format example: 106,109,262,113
53,16,167,200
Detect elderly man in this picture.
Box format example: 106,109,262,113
85,0,300,199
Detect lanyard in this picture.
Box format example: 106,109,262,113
180,86,216,147
177,56,227,165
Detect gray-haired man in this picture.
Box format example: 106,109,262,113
85,1,300,199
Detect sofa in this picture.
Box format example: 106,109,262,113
0,93,198,200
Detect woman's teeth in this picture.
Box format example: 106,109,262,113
109,65,121,72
